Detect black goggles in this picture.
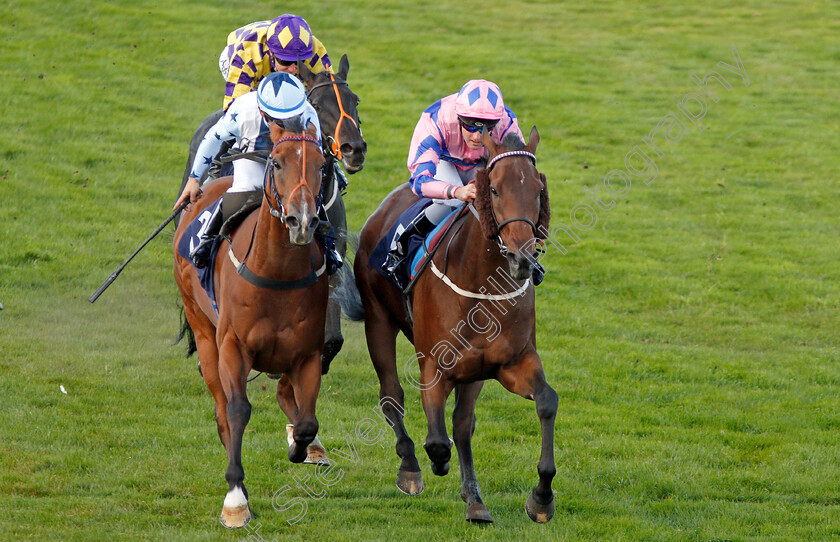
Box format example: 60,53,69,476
271,54,296,67
458,116,499,133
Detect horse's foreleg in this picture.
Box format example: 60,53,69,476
217,337,253,529
420,362,455,477
452,381,493,523
287,355,322,464
497,350,558,524
276,374,328,465
275,374,298,422
322,190,347,374
365,312,423,494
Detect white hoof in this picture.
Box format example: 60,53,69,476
286,424,330,465
220,486,252,528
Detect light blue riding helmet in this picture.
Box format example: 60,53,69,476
256,72,307,121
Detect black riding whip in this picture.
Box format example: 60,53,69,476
88,200,190,303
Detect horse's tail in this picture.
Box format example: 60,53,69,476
333,233,365,321
174,303,197,357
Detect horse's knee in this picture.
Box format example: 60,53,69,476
226,397,252,427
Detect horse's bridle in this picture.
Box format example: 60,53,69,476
483,150,539,257
305,73,359,161
223,133,327,292
263,134,323,222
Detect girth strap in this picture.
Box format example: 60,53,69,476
227,247,327,290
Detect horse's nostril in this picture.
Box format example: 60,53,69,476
310,216,320,231
286,216,299,228
340,143,353,155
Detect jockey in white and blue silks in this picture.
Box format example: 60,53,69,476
175,71,322,267
384,79,524,274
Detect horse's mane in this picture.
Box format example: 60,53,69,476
502,132,526,150
474,135,550,240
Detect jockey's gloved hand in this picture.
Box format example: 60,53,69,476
531,261,546,286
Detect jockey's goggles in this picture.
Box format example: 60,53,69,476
458,116,499,133
271,54,296,68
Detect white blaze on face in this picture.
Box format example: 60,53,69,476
223,486,248,508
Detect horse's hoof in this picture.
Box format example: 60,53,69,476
220,486,252,528
525,489,555,523
304,438,330,465
321,336,344,375
396,470,424,495
430,461,450,477
465,502,494,523
286,425,329,465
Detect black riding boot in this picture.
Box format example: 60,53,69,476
383,215,434,277
189,203,223,269
333,162,349,192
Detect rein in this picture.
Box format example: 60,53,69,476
306,73,358,160
422,204,532,301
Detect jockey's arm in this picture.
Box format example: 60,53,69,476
175,108,241,209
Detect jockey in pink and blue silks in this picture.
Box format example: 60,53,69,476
384,79,524,275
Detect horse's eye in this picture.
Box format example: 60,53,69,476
490,187,499,196
272,159,281,170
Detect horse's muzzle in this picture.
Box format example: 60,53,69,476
286,214,320,245
341,138,367,173
506,250,538,281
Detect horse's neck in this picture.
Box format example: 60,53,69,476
248,204,312,274
446,213,508,284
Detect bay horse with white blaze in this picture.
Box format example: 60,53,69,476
174,122,328,528
344,126,557,524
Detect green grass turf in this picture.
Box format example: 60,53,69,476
1,0,839,540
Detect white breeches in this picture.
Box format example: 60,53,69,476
228,159,265,193
424,161,476,224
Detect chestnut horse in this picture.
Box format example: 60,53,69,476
177,54,366,372
174,123,327,528
345,126,558,524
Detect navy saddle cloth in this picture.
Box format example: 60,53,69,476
177,198,224,314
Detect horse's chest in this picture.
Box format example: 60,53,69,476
236,310,321,356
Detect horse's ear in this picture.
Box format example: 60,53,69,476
305,123,318,140
297,60,316,86
481,129,497,156
536,172,551,239
338,54,349,80
525,125,540,154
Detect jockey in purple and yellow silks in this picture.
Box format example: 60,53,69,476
218,14,333,111
383,80,524,276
